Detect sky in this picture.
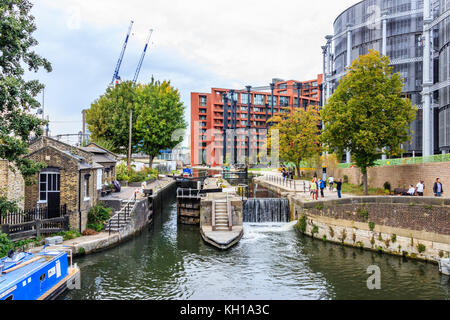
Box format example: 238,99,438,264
28,0,358,140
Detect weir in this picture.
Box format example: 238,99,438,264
243,198,290,223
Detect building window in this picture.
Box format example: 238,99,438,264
267,96,278,106
39,172,60,203
200,96,207,107
241,93,250,104
84,175,90,201
254,95,265,105
279,96,289,106
97,169,103,191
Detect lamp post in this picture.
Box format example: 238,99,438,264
270,82,275,118
246,86,252,162
296,82,303,109
223,93,229,166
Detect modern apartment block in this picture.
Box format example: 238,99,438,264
323,0,450,159
191,76,323,166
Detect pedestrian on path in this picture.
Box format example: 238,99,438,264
328,176,334,191
433,178,444,197
319,178,326,198
416,180,425,197
310,177,318,200
336,179,343,199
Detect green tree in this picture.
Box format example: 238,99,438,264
0,0,51,214
321,50,417,195
268,107,322,176
135,79,186,167
86,81,139,158
86,79,186,169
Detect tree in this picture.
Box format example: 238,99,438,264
86,79,186,169
135,79,186,167
0,0,52,213
86,81,139,159
268,107,322,176
321,50,417,195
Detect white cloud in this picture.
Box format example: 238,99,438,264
38,0,359,85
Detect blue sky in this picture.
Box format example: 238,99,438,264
27,0,357,141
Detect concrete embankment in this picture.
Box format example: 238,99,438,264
254,176,450,263
31,179,176,257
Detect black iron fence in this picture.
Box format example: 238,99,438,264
0,205,69,241
0,204,67,225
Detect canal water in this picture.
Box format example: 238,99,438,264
61,193,449,300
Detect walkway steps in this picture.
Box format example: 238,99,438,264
201,198,243,250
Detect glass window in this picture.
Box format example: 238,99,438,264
241,93,250,104
254,95,265,105
199,96,207,107
84,176,89,199
267,96,278,105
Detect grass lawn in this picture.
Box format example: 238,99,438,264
341,183,387,196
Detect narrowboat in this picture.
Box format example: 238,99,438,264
0,246,80,300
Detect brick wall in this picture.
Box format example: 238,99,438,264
335,162,450,197
0,160,25,209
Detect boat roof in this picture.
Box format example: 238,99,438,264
0,251,66,295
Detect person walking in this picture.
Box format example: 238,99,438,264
416,180,425,197
319,178,326,198
328,176,334,191
335,178,343,199
433,178,444,197
310,178,318,200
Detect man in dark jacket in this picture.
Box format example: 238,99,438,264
433,178,444,197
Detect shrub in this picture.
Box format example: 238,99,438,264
417,243,426,254
295,216,307,233
322,235,327,242
78,247,86,255
0,232,13,259
87,205,113,232
383,181,391,191
357,208,369,221
391,234,397,243
369,222,375,231
329,226,335,238
312,225,319,235
315,204,324,210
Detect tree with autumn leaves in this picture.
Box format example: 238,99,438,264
268,107,322,177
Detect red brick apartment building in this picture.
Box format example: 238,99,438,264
191,75,323,166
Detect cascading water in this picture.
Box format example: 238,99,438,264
243,198,290,223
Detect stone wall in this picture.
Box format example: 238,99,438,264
0,160,25,209
335,162,450,196
292,196,450,263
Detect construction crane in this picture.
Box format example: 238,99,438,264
133,29,154,84
111,20,134,86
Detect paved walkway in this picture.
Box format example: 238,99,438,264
255,174,352,201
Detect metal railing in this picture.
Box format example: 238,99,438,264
338,153,450,169
177,188,201,199
108,192,137,235
1,204,67,225
263,174,310,193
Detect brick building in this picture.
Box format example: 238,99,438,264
0,160,25,209
191,76,323,166
24,137,118,232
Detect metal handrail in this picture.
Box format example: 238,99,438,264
227,195,232,231
212,200,216,231
108,191,137,235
